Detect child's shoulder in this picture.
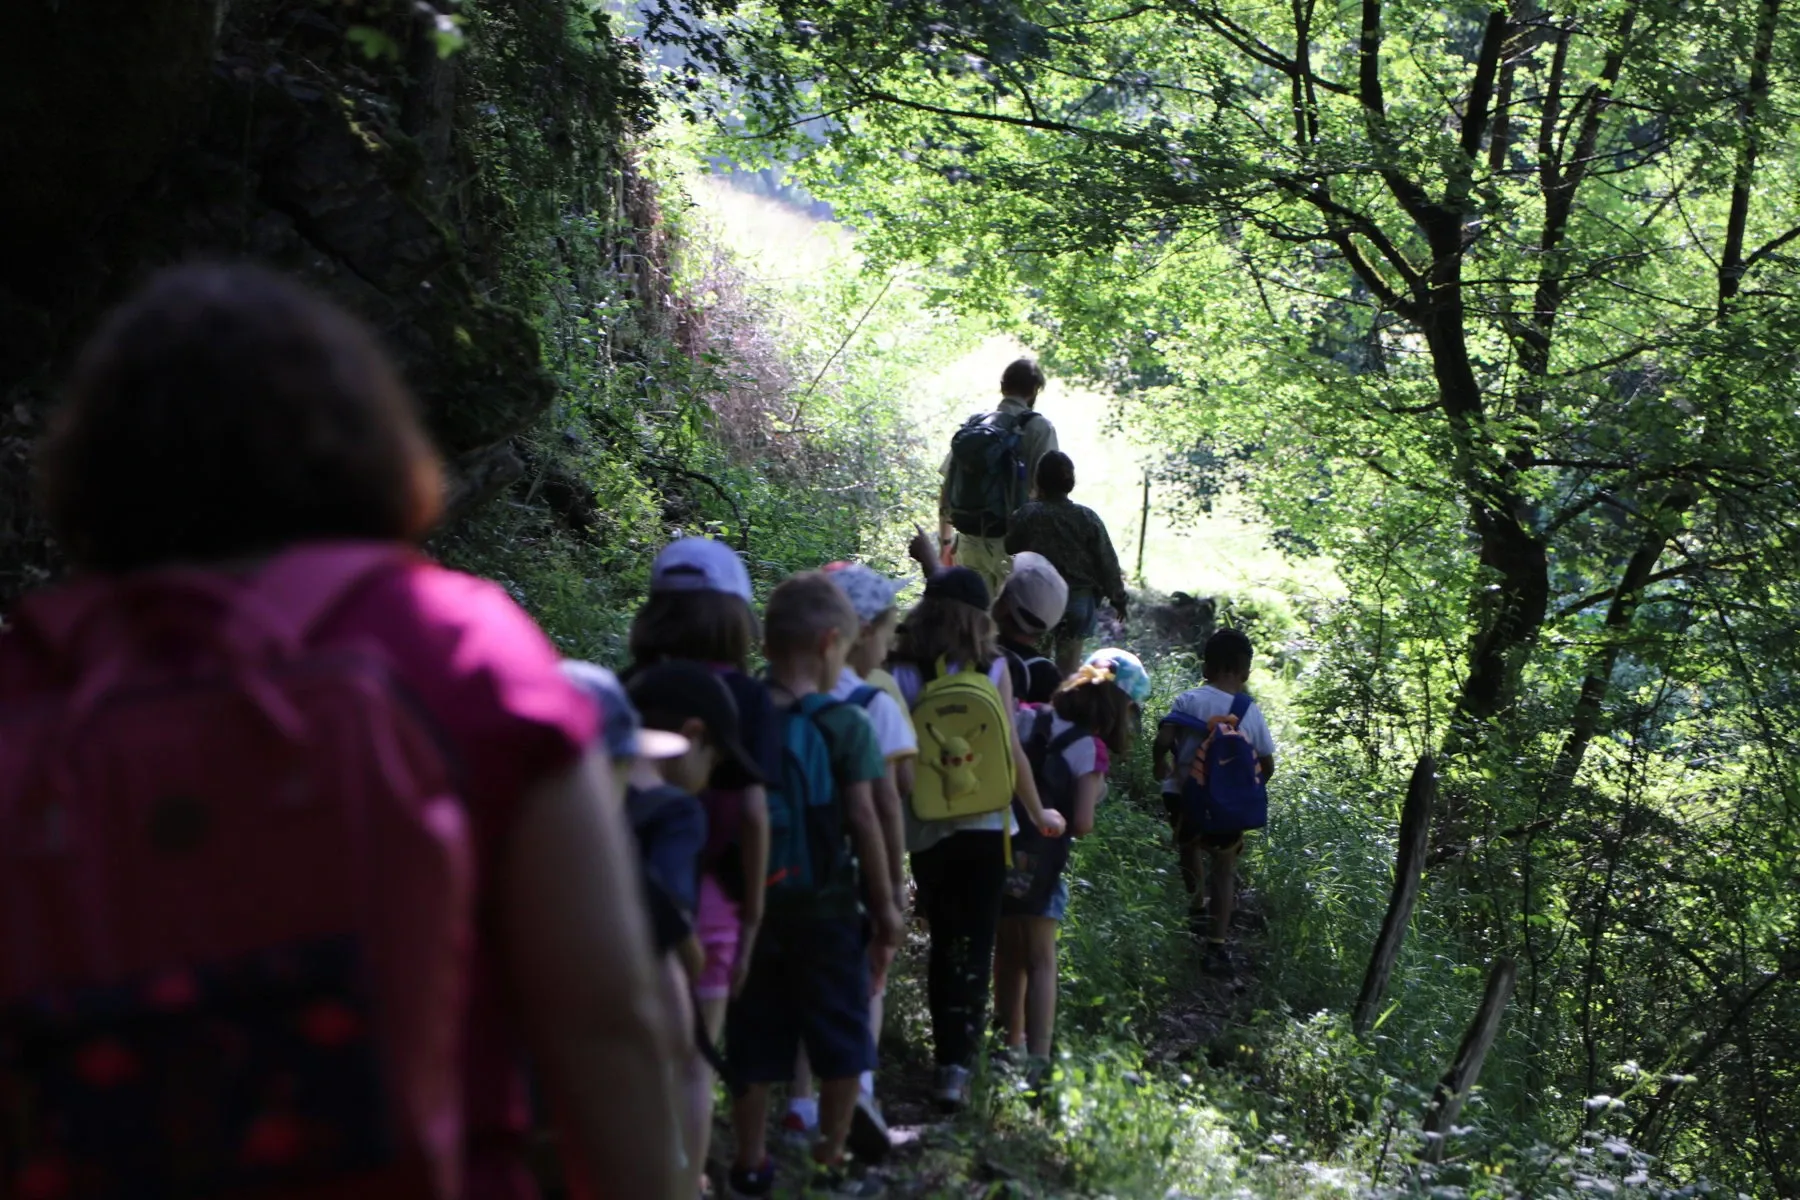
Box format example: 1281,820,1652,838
1164,683,1222,712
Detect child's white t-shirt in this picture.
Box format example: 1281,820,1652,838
1159,684,1275,796
832,667,918,762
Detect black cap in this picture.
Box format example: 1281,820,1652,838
626,662,768,789
924,566,991,612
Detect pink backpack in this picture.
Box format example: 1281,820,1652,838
0,544,473,1200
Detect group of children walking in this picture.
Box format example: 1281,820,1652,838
0,264,1276,1200
587,527,1276,1198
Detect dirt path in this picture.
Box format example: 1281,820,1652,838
705,891,1269,1198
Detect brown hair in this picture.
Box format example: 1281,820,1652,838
1036,451,1075,499
893,595,999,671
1001,357,1047,398
1053,665,1137,755
764,570,860,658
40,263,443,572
630,589,758,670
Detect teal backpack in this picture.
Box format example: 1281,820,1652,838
764,693,851,906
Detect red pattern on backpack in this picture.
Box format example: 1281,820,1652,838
0,543,474,1199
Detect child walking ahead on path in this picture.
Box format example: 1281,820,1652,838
726,573,903,1200
564,661,760,1197
782,562,918,1159
995,650,1149,1078
629,662,775,1191
1153,629,1277,976
890,567,1067,1112
628,537,781,1184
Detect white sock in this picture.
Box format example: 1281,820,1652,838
859,1070,875,1097
787,1095,819,1128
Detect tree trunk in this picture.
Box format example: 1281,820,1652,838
1421,956,1518,1164
1353,753,1438,1033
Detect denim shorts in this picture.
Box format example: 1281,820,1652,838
1045,876,1070,921
1058,590,1098,640
725,916,875,1087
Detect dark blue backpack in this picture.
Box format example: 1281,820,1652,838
1003,707,1089,915
764,693,850,906
1166,693,1267,836
947,409,1038,537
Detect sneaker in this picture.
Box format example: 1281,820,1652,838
1202,940,1235,977
989,1043,1026,1074
809,1162,886,1197
932,1064,972,1113
779,1108,815,1148
726,1158,775,1200
846,1091,892,1163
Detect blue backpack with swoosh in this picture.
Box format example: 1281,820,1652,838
1165,693,1267,836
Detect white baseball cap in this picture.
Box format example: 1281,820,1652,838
649,537,753,602
1000,552,1069,633
559,661,691,761
822,561,913,623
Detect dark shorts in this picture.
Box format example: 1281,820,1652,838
1161,793,1248,853
1057,590,1099,641
725,916,874,1087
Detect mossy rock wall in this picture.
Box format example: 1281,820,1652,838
0,0,650,607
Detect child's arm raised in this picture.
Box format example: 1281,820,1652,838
908,524,942,579
845,779,904,947
998,668,1066,837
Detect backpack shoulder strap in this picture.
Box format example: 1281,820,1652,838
1021,706,1055,775
1229,692,1254,721
793,692,845,744
1161,709,1211,734
847,684,881,710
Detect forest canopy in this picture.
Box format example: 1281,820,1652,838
643,0,1800,1190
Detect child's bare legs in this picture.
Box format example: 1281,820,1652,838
692,996,727,1173
787,1046,818,1137
731,1083,772,1173
865,940,893,1092
1208,839,1242,942
815,1076,861,1164
1179,839,1210,929
659,959,703,1194
994,918,1029,1048
1021,917,1059,1058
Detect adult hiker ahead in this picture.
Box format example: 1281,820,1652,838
1006,451,1129,675
938,357,1059,600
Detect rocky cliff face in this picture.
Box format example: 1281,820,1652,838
0,0,650,606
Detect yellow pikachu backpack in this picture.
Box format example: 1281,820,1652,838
909,656,1017,822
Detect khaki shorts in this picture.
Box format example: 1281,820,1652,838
952,533,1009,602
